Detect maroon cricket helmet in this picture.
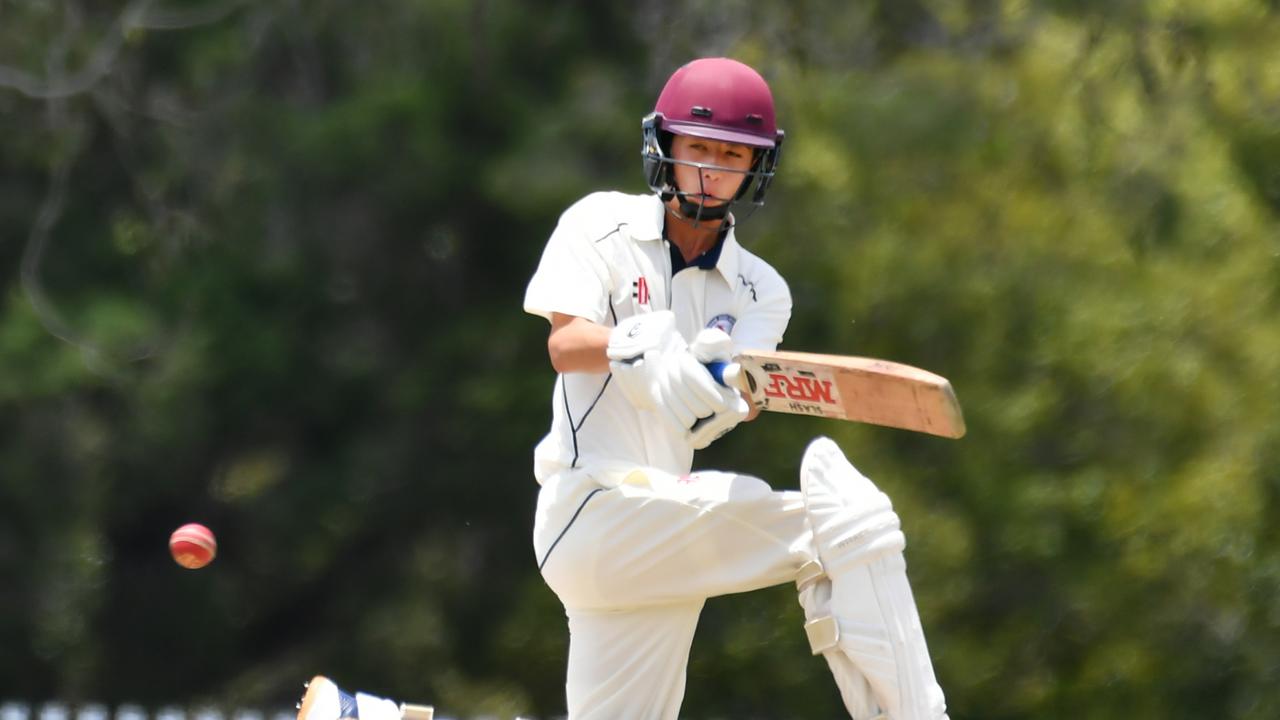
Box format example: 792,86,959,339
654,57,780,148
642,58,785,223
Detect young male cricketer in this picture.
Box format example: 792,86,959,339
296,57,949,720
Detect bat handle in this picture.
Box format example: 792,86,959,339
705,361,745,391
692,361,746,435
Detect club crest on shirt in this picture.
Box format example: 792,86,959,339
706,314,736,334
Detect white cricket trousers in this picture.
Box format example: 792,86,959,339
533,465,815,720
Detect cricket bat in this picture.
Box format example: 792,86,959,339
707,350,966,439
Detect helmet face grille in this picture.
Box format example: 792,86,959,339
642,58,785,222
641,112,783,222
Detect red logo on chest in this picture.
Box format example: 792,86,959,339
632,276,651,305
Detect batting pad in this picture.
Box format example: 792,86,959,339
801,437,947,720
796,560,885,720
355,693,402,720
829,557,947,720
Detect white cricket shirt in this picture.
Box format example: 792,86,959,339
524,191,792,482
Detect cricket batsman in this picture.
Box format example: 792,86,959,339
523,57,950,719
295,57,949,720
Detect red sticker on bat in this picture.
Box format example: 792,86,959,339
761,368,843,417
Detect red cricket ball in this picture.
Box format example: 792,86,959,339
169,523,217,569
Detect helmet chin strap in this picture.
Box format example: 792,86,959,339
673,190,731,223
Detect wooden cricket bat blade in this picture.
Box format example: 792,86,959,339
711,350,966,439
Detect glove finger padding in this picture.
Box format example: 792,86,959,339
690,327,735,364
660,350,734,415
690,327,765,414
688,390,750,449
659,373,703,428
609,355,657,411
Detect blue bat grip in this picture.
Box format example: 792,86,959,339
705,360,729,387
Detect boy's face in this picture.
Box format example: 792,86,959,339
669,134,754,206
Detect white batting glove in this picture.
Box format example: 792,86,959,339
686,328,750,449
607,313,732,436
689,327,735,365
607,311,681,411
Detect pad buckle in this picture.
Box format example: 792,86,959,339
795,559,826,591
400,704,434,720
804,615,839,655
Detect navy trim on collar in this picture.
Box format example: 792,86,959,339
668,228,728,274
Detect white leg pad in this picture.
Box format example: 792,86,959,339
355,694,402,720
796,560,885,720
801,437,947,720
354,694,433,720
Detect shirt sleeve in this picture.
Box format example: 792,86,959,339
523,199,613,324
729,259,792,353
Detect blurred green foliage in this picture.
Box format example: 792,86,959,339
2,1,1278,718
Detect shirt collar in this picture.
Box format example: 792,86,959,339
638,194,742,284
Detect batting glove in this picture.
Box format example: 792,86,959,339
608,313,732,436
686,328,750,449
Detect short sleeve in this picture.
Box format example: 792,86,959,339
523,200,613,324
729,259,792,352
